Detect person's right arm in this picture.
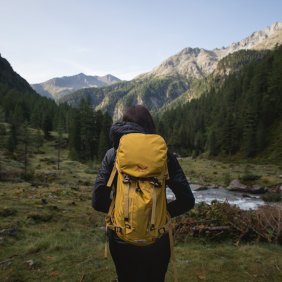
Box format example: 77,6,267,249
92,148,115,213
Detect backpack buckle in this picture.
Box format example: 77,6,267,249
123,174,131,183
114,227,122,233
158,227,166,235
150,178,161,187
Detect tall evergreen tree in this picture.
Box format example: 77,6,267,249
42,113,53,139
98,113,112,160
68,109,81,160
18,122,32,177
7,123,18,154
0,116,6,179
34,129,44,153
79,99,96,160
56,116,64,170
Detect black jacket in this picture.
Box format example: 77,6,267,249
92,121,195,217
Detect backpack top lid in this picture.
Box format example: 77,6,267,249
116,133,168,178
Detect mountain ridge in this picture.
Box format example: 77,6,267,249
137,22,282,80
32,73,121,100
59,22,282,120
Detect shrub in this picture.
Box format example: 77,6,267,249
175,202,282,244
262,192,282,202
239,174,261,182
27,212,53,223
0,208,17,217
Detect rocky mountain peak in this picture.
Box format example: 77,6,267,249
225,22,282,53
32,73,120,100
138,22,282,81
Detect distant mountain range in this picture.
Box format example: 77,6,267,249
59,22,282,120
1,22,282,161
31,73,120,100
2,22,282,122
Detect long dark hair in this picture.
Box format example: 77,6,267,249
122,105,156,134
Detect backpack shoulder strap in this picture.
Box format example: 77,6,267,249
107,165,117,188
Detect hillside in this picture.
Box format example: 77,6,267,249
0,54,62,135
0,54,35,94
158,45,282,161
160,49,270,112
0,135,281,281
32,73,120,100
59,77,190,119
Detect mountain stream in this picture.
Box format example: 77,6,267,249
166,184,265,210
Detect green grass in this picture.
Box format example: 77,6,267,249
1,138,282,281
179,158,282,187
171,242,282,282
1,180,282,282
0,180,115,282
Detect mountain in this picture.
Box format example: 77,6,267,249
159,49,269,113
59,22,282,120
0,54,35,94
32,73,121,100
158,45,282,161
138,22,282,80
0,53,64,136
59,77,190,118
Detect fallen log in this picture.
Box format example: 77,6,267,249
192,226,230,232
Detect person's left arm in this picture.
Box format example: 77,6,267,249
166,152,195,217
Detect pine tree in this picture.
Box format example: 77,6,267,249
97,113,112,160
18,122,32,177
79,100,97,160
207,129,219,156
56,118,64,170
34,129,44,153
68,109,81,160
7,123,18,154
42,114,53,139
98,130,108,161
0,104,5,180
0,106,5,122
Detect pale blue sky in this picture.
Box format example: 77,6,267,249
0,0,281,83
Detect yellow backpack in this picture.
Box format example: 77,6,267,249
106,133,170,245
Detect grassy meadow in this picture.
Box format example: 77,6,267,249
1,137,282,281
179,157,282,187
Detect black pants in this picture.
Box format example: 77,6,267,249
108,231,170,282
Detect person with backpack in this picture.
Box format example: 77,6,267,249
92,105,195,282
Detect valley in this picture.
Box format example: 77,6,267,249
0,136,281,281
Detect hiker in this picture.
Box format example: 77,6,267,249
92,105,195,282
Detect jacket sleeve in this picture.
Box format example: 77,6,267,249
92,148,115,213
166,152,195,217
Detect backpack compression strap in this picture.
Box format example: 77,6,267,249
123,175,131,224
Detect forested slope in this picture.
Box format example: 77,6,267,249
158,46,282,162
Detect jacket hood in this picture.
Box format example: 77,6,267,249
110,121,146,149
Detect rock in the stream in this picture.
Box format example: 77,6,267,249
192,184,209,191
228,179,266,194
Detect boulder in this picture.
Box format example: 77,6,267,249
193,184,209,191
228,179,266,194
228,179,247,191
251,185,267,194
